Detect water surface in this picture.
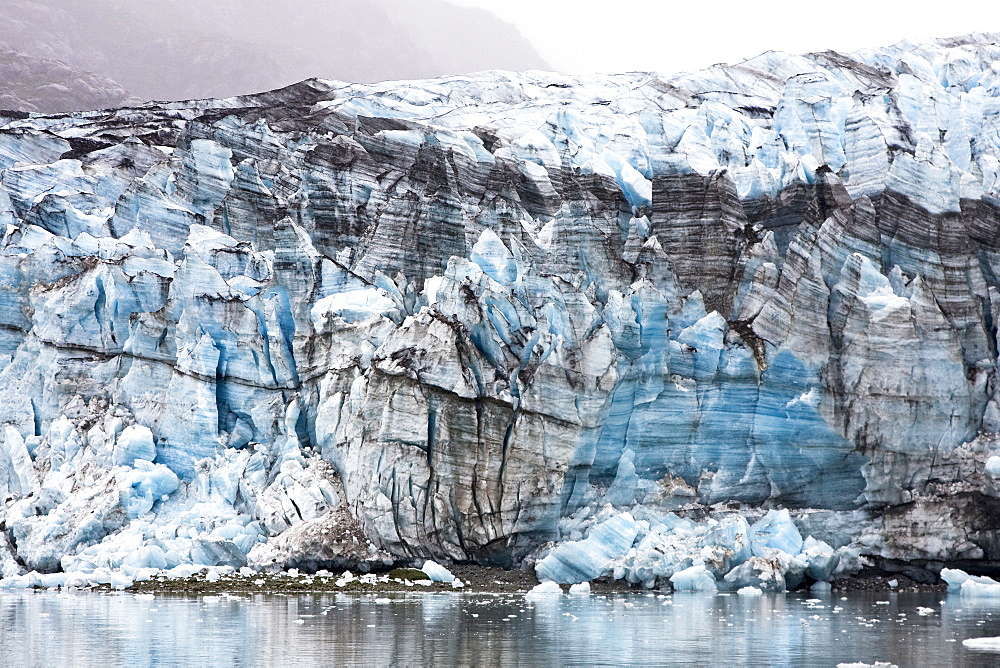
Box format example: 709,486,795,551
2,589,999,666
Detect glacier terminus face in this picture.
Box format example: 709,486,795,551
3,33,1000,591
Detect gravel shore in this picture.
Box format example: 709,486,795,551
120,565,946,596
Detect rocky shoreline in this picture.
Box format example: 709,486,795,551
106,565,945,596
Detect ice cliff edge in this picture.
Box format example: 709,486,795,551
3,34,1000,585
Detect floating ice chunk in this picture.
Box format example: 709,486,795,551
526,581,563,597
35,572,68,588
670,565,717,592
535,513,641,584
961,580,1000,598
569,582,591,595
737,586,763,596
128,568,161,583
749,509,803,557
113,424,156,466
60,572,90,588
962,637,1000,651
810,581,833,594
420,560,455,583
940,567,967,590
940,568,999,592
0,574,30,589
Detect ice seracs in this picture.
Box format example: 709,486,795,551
3,34,1000,587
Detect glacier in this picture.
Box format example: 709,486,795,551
2,34,1000,591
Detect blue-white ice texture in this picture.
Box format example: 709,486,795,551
536,508,839,591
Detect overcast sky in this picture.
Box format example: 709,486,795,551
451,0,997,75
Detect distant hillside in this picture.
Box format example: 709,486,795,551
0,46,139,113
0,0,549,105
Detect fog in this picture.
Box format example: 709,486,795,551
452,0,999,76
0,0,547,102
2,0,993,112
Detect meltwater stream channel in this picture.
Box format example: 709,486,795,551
2,589,999,666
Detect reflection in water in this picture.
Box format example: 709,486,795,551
2,590,1000,666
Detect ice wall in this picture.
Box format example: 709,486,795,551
2,34,1000,576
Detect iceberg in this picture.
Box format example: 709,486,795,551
940,568,1000,592
960,580,1000,599
737,586,763,596
963,637,1000,651
526,581,563,598
420,560,455,583
670,565,717,592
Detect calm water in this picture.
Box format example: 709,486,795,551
2,589,999,667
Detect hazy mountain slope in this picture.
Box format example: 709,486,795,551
0,0,549,103
0,45,139,113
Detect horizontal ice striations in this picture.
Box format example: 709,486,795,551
3,35,1000,579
